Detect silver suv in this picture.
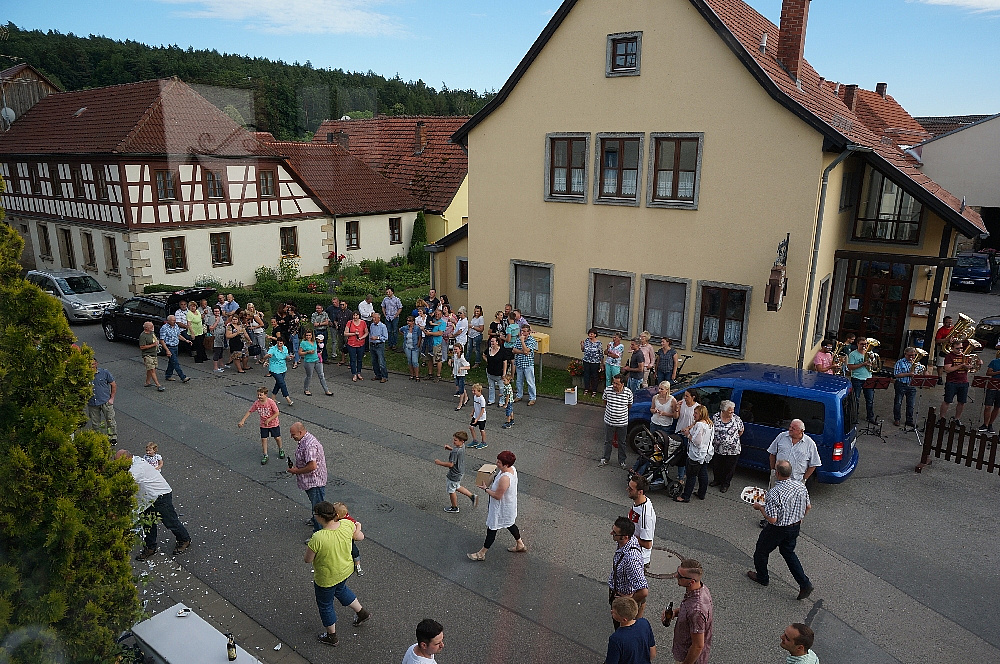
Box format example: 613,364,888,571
26,269,117,321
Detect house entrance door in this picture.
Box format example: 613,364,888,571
838,259,912,361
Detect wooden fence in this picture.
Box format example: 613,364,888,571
916,407,1000,474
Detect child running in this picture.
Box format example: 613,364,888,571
450,343,471,410
143,442,163,470
434,431,478,513
333,502,365,576
238,386,285,465
500,374,515,429
468,383,488,449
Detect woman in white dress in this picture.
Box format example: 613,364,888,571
676,405,714,503
467,450,526,561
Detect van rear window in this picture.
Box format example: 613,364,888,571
739,390,824,435
842,394,858,435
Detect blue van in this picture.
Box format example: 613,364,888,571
626,363,859,484
950,252,997,293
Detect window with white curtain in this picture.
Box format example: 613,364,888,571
643,278,688,343
513,262,552,325
695,282,751,357
591,271,633,336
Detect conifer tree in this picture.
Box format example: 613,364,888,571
0,219,140,662
408,211,429,269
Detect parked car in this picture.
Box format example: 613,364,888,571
102,288,217,343
950,252,997,293
626,363,859,484
25,269,117,322
974,314,1000,349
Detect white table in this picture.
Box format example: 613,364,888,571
131,603,262,664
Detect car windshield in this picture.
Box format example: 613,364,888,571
56,276,105,295
957,256,989,269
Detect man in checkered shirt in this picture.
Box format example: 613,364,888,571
746,460,814,600
608,516,649,628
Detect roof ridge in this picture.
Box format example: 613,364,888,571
115,78,175,153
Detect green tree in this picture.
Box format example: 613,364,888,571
408,211,429,269
0,214,140,662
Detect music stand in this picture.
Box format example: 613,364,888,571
908,375,941,445
859,376,892,440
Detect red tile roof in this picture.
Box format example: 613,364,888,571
824,84,931,147
915,115,994,137
267,140,422,217
0,63,62,92
0,77,278,157
453,0,983,236
312,116,469,214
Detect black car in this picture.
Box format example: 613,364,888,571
102,288,218,343
974,314,1000,349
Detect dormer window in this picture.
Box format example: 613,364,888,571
606,32,642,77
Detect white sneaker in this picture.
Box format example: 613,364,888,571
598,458,608,467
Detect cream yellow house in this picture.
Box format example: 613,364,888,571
451,0,984,371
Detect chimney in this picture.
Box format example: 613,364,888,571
875,82,887,98
777,0,811,82
414,121,428,154
844,84,858,112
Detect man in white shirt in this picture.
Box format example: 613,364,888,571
767,420,822,483
627,475,656,569
358,294,376,324
116,449,192,559
402,618,444,663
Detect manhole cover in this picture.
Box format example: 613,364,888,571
646,548,682,580
376,503,394,513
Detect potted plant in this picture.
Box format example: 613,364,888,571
567,358,585,390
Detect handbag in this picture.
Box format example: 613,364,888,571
248,343,262,357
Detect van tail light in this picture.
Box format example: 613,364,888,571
832,442,844,461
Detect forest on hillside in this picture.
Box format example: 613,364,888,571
0,23,494,139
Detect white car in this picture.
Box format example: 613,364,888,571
26,269,116,321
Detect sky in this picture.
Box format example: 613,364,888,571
2,0,999,116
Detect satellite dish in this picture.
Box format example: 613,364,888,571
0,107,15,124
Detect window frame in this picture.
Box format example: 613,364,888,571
210,232,233,267
259,169,276,198
29,163,42,195
95,166,109,201
104,235,120,275
50,163,63,198
606,31,642,77
280,226,299,257
646,132,704,210
693,280,752,359
71,165,87,200
205,170,225,199
813,274,832,344
155,170,178,201
587,269,635,338
594,132,644,207
82,231,97,271
389,217,402,245
544,132,590,203
457,256,469,290
162,236,188,273
38,223,53,259
638,274,691,349
839,169,860,211
345,221,360,250
57,227,76,269
510,259,554,327
852,167,923,245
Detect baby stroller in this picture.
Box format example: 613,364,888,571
629,429,686,498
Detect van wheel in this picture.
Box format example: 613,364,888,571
103,323,116,342
628,425,656,456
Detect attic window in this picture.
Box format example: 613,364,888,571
606,32,642,77
72,107,87,118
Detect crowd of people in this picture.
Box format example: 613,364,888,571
93,288,834,663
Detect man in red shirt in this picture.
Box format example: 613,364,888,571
934,316,954,379
939,338,971,421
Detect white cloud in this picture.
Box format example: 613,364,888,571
912,0,1000,11
156,0,405,36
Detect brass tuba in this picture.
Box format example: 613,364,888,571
865,338,882,373
943,313,976,345
912,347,928,375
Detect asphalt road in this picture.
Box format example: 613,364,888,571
77,317,999,664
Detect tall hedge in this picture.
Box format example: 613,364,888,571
0,222,140,663
408,211,429,269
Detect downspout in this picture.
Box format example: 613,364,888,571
797,146,869,370
921,226,953,354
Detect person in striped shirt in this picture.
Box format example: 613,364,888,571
747,460,814,600
601,375,633,468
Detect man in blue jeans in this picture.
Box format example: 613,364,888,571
159,315,191,383
368,312,389,382
892,347,919,428
287,422,327,532
512,324,538,405
381,288,402,350
622,337,646,396
846,337,875,423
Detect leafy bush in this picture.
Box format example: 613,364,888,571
408,211,429,268
277,256,300,283
143,283,188,294
255,264,279,284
